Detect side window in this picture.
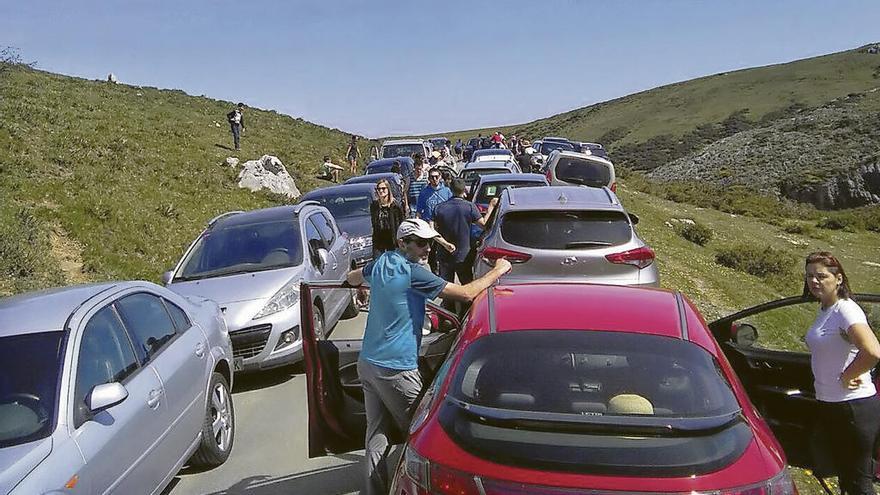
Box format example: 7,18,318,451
316,213,336,246
305,217,324,266
731,302,817,353
115,293,178,362
164,299,191,332
74,306,139,428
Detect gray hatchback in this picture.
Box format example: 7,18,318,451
473,186,659,286
164,203,357,373
0,282,234,494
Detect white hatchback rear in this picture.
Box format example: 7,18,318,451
545,150,616,192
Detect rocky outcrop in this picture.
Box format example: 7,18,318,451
780,161,880,209
648,91,880,210
237,155,301,199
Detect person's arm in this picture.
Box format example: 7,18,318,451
435,235,455,253
840,322,880,388
474,197,498,228
440,259,511,302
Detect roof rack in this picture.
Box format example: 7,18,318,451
294,200,321,214
208,211,244,227
601,186,619,206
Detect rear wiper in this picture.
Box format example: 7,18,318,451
565,241,612,249
447,398,741,436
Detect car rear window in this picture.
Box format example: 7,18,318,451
541,141,574,154
500,210,631,249
439,330,750,477
461,168,509,186
475,181,544,205
382,144,423,158
554,157,611,187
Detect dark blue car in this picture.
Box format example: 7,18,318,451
300,183,377,267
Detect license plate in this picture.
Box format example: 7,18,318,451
233,357,244,371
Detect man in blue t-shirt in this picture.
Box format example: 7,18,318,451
434,178,497,285
345,218,511,495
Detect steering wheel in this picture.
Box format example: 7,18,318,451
1,393,50,425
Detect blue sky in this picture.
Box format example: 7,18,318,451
3,1,879,137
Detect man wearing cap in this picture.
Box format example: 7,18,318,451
346,218,511,495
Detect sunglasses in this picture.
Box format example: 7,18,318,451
429,175,441,180
376,186,388,191
404,236,430,247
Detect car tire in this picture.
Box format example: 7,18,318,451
313,302,326,340
190,372,234,468
341,289,359,319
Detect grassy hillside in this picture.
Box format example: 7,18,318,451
0,67,361,295
441,46,880,146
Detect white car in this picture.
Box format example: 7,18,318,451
544,149,617,192
379,139,431,160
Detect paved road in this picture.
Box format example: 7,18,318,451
166,312,370,495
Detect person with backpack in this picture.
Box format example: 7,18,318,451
227,103,245,151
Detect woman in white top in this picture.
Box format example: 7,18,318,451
804,251,880,494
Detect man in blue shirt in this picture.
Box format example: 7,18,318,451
434,178,496,285
417,167,453,273
346,218,511,495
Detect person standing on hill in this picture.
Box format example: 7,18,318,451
346,135,361,174
227,103,245,151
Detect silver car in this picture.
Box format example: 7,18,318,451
459,159,522,188
545,149,617,192
474,186,659,286
0,282,234,494
164,203,357,372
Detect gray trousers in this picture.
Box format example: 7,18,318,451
357,360,422,495
230,123,241,150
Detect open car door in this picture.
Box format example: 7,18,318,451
300,280,462,457
709,294,880,473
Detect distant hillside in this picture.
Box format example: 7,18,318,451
0,66,357,295
440,45,880,209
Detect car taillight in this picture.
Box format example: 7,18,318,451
605,246,655,269
399,448,482,495
610,181,617,193
545,168,552,182
714,470,798,495
481,246,532,264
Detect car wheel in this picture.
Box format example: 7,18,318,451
341,288,359,319
190,372,234,468
313,303,326,340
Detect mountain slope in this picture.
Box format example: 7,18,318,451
0,67,356,294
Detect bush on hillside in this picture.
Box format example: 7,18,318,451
816,217,851,231
676,221,713,246
782,223,814,235
715,244,793,279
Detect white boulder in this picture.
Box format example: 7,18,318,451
225,157,240,168
237,155,301,199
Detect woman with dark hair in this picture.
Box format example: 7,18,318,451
346,135,360,174
370,178,405,255
803,251,880,494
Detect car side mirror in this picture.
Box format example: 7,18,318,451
732,322,758,347
161,270,174,285
316,248,330,271
87,382,128,413
628,213,640,225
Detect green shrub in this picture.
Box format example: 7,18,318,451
782,223,813,235
676,221,714,246
816,217,851,231
715,244,794,278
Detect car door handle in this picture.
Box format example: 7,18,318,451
147,389,163,409
195,342,206,358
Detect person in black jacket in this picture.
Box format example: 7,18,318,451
226,103,245,151
370,178,405,255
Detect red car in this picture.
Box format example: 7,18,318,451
301,281,880,493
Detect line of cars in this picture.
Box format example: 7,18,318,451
298,136,880,493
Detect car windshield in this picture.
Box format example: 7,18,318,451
176,219,304,281
461,168,509,186
0,331,65,448
306,193,372,219
542,141,575,154
555,157,612,187
501,210,631,249
439,330,749,476
382,144,423,158
475,181,544,204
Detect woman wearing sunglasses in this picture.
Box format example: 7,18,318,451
370,179,405,256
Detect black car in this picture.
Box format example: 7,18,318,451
463,137,483,161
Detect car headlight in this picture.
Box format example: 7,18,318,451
350,235,373,251
253,282,299,319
